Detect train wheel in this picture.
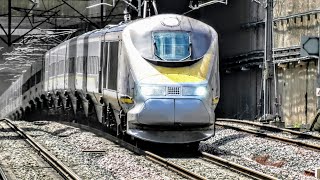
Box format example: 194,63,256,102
65,94,76,122
24,106,31,121
87,99,101,130
103,104,117,135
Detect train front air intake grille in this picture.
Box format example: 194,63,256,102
167,86,181,96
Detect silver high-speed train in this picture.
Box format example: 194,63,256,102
0,14,220,144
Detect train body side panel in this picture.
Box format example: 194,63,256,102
68,38,77,91
87,35,101,93
44,53,49,92
101,31,122,111
57,44,67,90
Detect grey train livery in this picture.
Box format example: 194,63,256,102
0,14,220,143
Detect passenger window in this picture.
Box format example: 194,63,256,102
30,74,36,87
88,56,99,74
36,70,41,84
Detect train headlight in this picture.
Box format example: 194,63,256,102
182,86,207,96
140,86,166,96
195,86,207,96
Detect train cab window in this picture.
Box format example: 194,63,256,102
152,32,191,61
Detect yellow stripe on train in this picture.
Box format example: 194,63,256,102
152,52,213,83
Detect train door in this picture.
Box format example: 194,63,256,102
107,42,119,91
101,41,119,91
58,45,66,90
83,35,90,92
55,55,59,90
82,57,87,91
54,52,58,90
49,51,56,91
68,38,77,90
98,41,103,93
101,41,109,91
68,57,76,90
75,56,83,90
87,34,101,93
101,40,121,110
64,44,68,90
44,53,49,92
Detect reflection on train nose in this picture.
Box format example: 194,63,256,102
130,98,210,125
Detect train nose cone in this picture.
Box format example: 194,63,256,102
129,98,210,125
139,99,175,125
174,99,210,125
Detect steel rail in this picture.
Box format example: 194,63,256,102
215,122,320,151
2,118,81,180
59,121,277,180
144,151,206,180
201,152,277,180
59,121,206,180
217,118,320,140
0,166,8,180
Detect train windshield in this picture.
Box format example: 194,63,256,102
153,32,191,61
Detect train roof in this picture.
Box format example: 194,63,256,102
88,22,128,38
45,22,128,55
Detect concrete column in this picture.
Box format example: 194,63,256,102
316,167,320,179
263,0,274,120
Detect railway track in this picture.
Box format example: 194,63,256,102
216,118,320,151
0,118,81,180
200,152,277,180
60,121,205,179
0,118,280,179
60,121,277,180
0,166,7,180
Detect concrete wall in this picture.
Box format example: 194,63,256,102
273,0,320,127
274,0,320,48
188,0,265,59
277,62,317,128
217,67,262,120
208,0,320,125
186,0,265,119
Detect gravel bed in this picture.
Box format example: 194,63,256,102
306,131,320,136
13,120,184,180
218,121,320,147
200,127,320,179
168,158,253,180
0,121,63,180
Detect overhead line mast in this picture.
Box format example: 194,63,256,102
263,0,276,121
